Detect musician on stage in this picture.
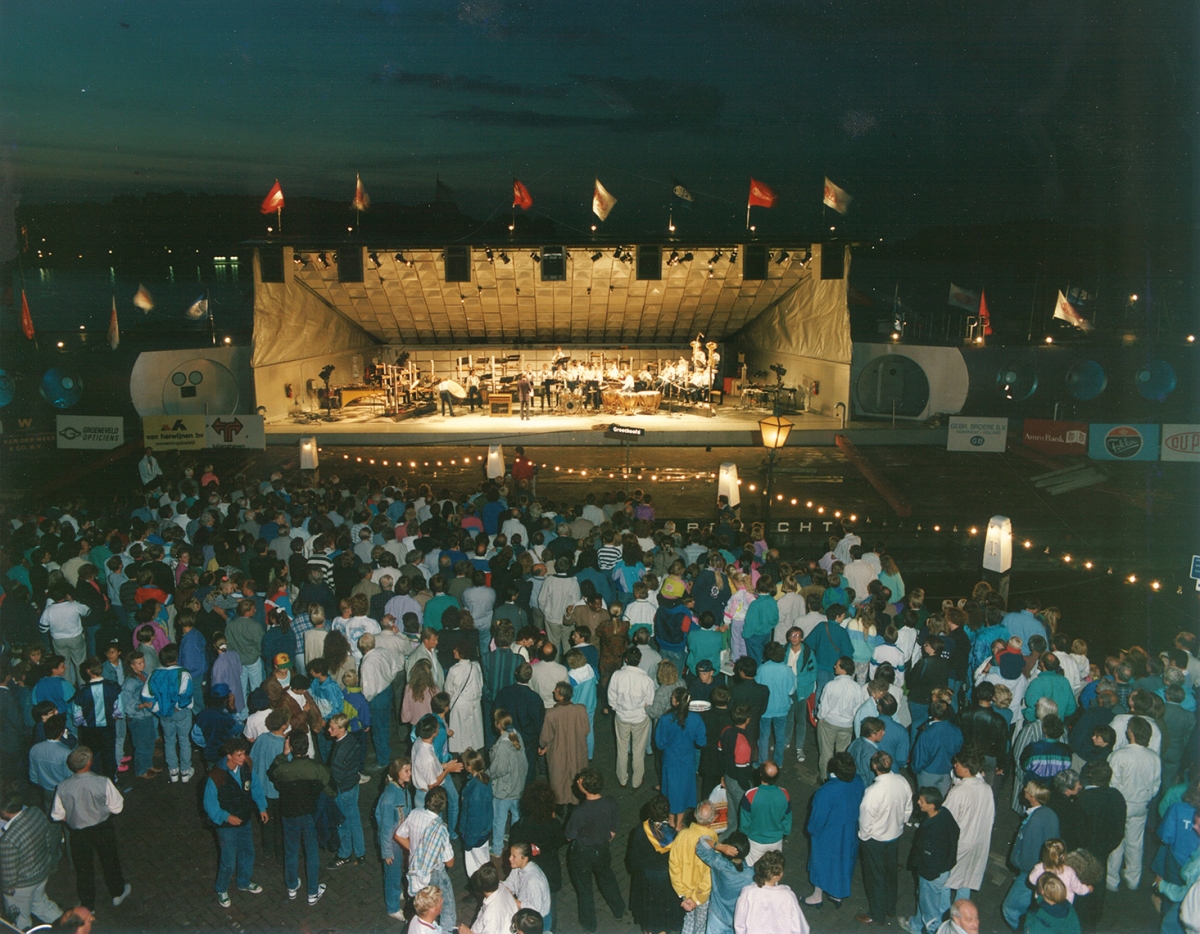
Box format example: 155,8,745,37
437,379,457,417
517,372,533,421
466,370,483,413
539,364,557,411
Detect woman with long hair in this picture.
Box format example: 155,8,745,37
321,629,354,686
805,751,863,909
444,642,484,753
401,658,436,726
693,553,731,628
878,554,905,605
654,686,707,828
375,755,414,920
458,748,494,876
488,710,528,858
625,794,683,934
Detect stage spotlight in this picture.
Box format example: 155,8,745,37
498,252,510,264
316,252,329,267
295,253,310,267
530,252,541,263
668,250,680,266
591,251,602,262
708,251,723,265
728,249,738,263
776,250,790,264
485,248,494,263
680,252,693,262
368,252,382,269
394,252,412,266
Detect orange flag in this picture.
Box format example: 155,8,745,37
108,295,120,349
260,180,285,214
979,290,993,336
513,179,533,211
748,178,777,208
20,289,34,339
352,173,370,212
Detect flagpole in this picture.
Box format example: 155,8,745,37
208,289,216,346
745,203,751,230
276,206,282,235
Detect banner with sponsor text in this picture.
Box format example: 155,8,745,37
1022,419,1087,456
1160,424,1200,462
946,416,1009,452
1087,423,1160,461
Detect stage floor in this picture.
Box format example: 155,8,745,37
265,400,849,447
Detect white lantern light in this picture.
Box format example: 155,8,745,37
486,444,505,479
718,462,741,508
983,515,1013,573
299,436,319,471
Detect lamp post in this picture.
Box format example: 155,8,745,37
758,414,794,529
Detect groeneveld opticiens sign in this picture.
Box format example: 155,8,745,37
56,415,125,450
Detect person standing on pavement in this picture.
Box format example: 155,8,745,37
1000,781,1060,929
375,757,415,922
670,799,719,934
51,745,133,912
39,582,90,686
250,708,291,861
71,656,124,780
695,831,756,934
203,737,267,909
268,730,334,907
608,647,656,789
359,633,399,771
565,767,626,933
815,656,864,781
856,751,912,926
397,785,457,932
1105,716,1161,894
739,761,793,866
143,642,195,783
326,712,367,868
901,786,960,934
943,749,996,903
0,792,63,929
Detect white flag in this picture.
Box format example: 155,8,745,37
948,283,980,312
822,176,852,214
185,297,209,320
1053,290,1093,331
592,178,617,221
132,284,154,312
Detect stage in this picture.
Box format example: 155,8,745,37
265,398,850,447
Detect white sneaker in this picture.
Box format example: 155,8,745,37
308,883,327,906
796,751,806,762
358,773,371,785
112,884,132,906
180,768,195,783
288,887,299,900
388,910,406,921
169,770,180,783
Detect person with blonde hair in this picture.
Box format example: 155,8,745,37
733,851,808,934
1023,873,1081,934
488,710,528,858
1001,782,1060,929
1028,839,1091,902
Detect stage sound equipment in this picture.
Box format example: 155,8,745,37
541,246,566,281
40,369,82,409
259,248,285,283
338,247,364,282
742,244,768,281
1065,360,1107,401
636,245,662,280
820,244,845,280
1136,360,1177,401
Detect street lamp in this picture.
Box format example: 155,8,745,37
758,415,794,529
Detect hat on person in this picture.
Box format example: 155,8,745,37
695,660,715,673
210,683,232,699
998,652,1025,680
274,653,293,670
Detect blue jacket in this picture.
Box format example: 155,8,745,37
458,775,494,849
251,731,287,800
911,719,964,775
755,661,796,718
791,643,817,700
805,620,853,673
203,759,267,825
694,837,756,933
849,737,880,786
72,679,123,728
144,665,194,715
178,627,208,685
878,714,910,771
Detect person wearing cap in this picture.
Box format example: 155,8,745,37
688,658,724,704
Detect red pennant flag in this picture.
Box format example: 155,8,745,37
352,173,370,212
108,295,120,349
260,179,284,214
979,289,993,336
20,289,34,340
512,179,533,211
748,178,777,208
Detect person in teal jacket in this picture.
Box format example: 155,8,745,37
805,605,853,698
687,611,725,674
785,627,817,763
741,579,778,664
1023,654,1077,722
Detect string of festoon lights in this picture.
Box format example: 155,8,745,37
320,448,1190,598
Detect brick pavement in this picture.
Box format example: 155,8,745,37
37,717,1159,934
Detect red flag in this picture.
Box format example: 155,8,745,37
260,180,284,214
979,289,993,336
512,179,533,211
19,289,34,340
108,295,120,349
352,173,369,212
748,178,777,208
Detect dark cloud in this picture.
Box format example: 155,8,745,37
370,67,570,100
437,106,608,130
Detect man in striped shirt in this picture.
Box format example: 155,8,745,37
596,531,622,572
396,786,456,930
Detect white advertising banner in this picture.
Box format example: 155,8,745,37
56,415,125,450
1161,424,1200,462
947,416,1009,452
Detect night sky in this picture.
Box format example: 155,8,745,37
1,0,1195,237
